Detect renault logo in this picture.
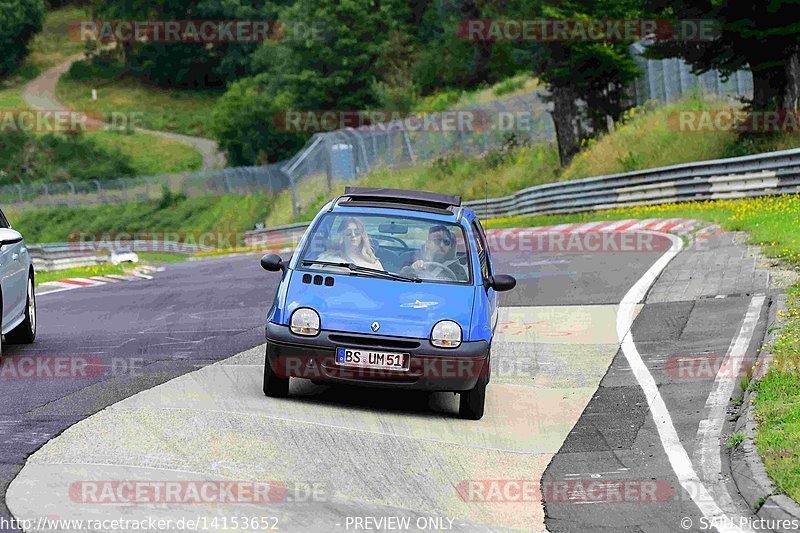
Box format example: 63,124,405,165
371,321,380,332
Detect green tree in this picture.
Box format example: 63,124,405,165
509,0,642,165
413,0,524,95
91,0,281,87
210,75,306,164
214,0,409,165
644,1,800,111
0,0,45,75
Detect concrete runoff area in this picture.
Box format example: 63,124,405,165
7,302,633,531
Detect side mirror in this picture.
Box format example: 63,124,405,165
0,228,23,247
488,274,516,292
260,254,285,272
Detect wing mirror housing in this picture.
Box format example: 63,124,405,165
487,274,516,292
0,228,23,247
261,254,285,272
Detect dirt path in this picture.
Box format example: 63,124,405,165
22,55,226,171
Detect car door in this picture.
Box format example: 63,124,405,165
471,219,498,333
0,210,27,327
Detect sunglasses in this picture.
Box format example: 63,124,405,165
432,237,452,246
343,229,363,236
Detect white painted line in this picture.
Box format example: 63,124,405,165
597,219,634,231
616,230,752,533
572,221,607,232
648,218,680,231
694,296,765,519
35,285,78,296
672,219,700,234
104,274,133,281
547,223,574,232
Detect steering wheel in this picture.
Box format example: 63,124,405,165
370,234,409,248
418,261,457,281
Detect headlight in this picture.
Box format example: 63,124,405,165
431,320,461,348
290,308,320,336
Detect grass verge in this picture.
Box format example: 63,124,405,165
87,130,202,175
57,60,222,138
35,264,125,286
8,193,278,243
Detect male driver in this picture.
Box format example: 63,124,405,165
403,225,467,280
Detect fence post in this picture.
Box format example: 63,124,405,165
93,180,102,204
323,135,333,193
15,184,22,205
119,178,127,201
289,176,298,222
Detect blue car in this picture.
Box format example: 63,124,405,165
0,210,37,356
260,188,515,419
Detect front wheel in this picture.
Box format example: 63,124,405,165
263,346,289,398
459,372,488,420
6,274,36,344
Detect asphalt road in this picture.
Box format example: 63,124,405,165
0,229,773,531
0,255,280,526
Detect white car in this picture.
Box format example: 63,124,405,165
110,251,139,265
0,209,37,355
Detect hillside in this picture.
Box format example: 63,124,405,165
11,93,800,242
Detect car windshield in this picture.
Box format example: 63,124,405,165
299,213,471,284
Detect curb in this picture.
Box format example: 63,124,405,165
731,291,800,532
36,265,162,295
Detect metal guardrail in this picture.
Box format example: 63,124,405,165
242,147,800,244
27,243,107,272
27,241,209,272
463,147,800,219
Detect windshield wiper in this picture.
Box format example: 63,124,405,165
301,260,421,283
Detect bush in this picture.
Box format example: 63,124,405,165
210,74,308,165
66,56,124,81
0,132,137,185
0,0,45,75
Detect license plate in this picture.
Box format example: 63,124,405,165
335,347,408,371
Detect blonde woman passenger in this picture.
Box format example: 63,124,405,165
318,217,384,270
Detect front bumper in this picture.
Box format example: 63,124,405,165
265,322,489,391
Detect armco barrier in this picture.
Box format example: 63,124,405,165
27,241,209,272
242,147,800,244
27,244,107,272
463,148,800,219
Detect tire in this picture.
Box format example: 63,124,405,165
459,358,489,420
6,274,36,345
263,346,289,398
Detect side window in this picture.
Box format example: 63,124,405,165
0,209,9,229
472,221,490,281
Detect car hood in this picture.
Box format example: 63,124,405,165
283,271,475,339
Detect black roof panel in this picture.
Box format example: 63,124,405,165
342,187,462,209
